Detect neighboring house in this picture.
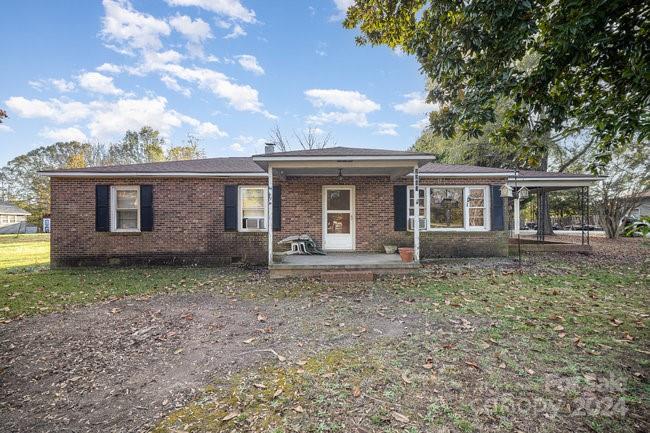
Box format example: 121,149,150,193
40,146,601,268
0,201,32,234
630,191,650,219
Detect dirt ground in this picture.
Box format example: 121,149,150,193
0,286,431,432
0,237,647,433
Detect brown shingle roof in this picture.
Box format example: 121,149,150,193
419,162,512,174
40,157,265,174
515,169,596,178
0,202,31,215
39,150,600,181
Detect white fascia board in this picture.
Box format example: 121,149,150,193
39,171,269,178
507,178,604,188
253,155,434,162
409,172,513,177
508,176,606,181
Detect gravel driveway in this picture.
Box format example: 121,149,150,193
0,288,428,433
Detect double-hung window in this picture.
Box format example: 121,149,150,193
239,186,267,231
408,186,490,231
111,185,140,232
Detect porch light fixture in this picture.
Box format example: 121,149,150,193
337,168,344,181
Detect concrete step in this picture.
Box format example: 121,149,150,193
319,270,375,282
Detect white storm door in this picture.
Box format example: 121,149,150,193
322,186,355,250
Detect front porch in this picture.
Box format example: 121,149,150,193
269,252,420,279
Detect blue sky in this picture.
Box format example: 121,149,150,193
0,0,434,166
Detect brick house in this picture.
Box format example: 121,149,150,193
41,146,601,272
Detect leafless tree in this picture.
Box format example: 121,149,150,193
268,125,290,152
294,127,334,150
594,144,649,238
268,125,334,151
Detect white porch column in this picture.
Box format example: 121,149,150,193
413,165,420,262
267,164,273,265
513,197,521,235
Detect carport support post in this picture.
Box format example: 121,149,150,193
413,165,420,263
267,165,273,265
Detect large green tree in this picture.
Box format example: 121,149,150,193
344,0,649,169
0,127,205,226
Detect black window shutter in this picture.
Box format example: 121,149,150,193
394,185,407,231
491,185,504,231
140,185,153,231
273,185,281,231
95,185,110,232
224,185,238,231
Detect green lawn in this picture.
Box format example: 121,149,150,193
151,260,649,433
0,234,249,320
1,235,648,432
0,233,51,269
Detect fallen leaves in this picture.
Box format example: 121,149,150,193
391,411,410,423
222,411,239,421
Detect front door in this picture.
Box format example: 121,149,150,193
322,186,355,250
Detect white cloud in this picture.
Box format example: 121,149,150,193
28,78,75,93
394,92,438,115
304,88,379,127
155,63,275,117
78,72,124,95
235,54,264,75
306,111,369,127
51,79,75,93
165,0,256,23
375,122,398,136
230,142,244,152
195,121,227,138
5,96,91,123
7,95,220,141
0,124,14,133
169,14,212,43
101,0,171,54
224,23,246,39
160,75,191,97
39,127,88,142
411,117,429,130
87,96,196,138
305,89,380,113
331,0,353,20
96,63,123,74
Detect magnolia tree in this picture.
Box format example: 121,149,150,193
344,0,649,170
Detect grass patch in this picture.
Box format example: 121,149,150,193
152,260,649,433
0,235,257,320
0,234,50,269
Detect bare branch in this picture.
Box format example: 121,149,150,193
269,125,290,152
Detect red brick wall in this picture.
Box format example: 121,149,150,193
50,175,508,266
275,176,507,255
50,177,268,267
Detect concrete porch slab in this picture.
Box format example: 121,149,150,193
269,252,420,279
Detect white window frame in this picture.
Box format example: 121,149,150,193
110,185,141,232
407,185,491,232
238,186,268,232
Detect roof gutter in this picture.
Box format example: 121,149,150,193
252,155,435,162
38,171,269,178
410,172,514,178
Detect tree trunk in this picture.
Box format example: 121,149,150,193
537,190,555,235
536,153,554,236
